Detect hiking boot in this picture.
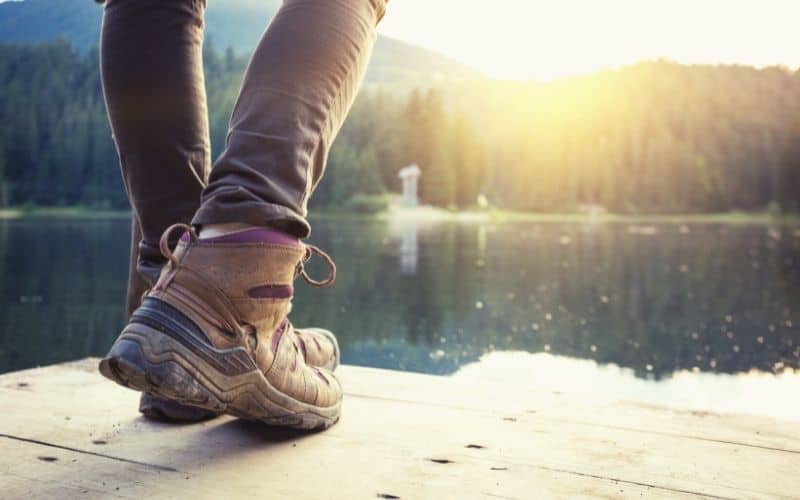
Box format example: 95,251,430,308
99,224,342,430
138,326,340,422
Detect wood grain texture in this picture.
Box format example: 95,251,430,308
0,359,798,499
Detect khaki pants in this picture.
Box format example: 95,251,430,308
99,0,387,316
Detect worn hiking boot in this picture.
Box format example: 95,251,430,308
138,326,340,422
99,224,342,430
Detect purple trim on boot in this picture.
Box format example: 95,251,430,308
200,228,301,246
248,284,294,299
271,320,288,354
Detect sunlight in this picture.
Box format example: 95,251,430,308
454,352,800,421
378,0,800,80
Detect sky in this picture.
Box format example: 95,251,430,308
377,0,800,80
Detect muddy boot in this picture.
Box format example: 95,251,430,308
100,224,342,430
138,326,340,422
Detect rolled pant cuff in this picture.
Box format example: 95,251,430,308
191,197,311,239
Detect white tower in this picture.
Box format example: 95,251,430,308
397,164,421,208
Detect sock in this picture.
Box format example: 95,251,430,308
199,223,253,239
198,224,300,246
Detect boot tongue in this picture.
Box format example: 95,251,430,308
196,227,301,247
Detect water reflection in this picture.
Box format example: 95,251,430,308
304,218,800,378
389,218,419,275
1,217,799,390
454,352,800,421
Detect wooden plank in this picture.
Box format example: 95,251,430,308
342,366,800,453
1,436,691,500
0,359,798,499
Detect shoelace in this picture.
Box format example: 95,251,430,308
298,244,337,288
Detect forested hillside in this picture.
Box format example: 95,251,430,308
449,64,800,212
0,41,799,213
0,0,480,88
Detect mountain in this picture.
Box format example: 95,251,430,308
0,0,481,87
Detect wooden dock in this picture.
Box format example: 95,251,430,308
1,358,798,499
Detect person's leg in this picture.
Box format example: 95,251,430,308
101,0,219,422
100,0,385,429
192,0,388,237
101,0,346,423
101,0,211,293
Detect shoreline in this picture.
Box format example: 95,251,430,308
1,205,798,225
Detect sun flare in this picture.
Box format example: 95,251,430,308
378,0,800,80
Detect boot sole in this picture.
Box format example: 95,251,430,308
99,299,340,431
139,392,220,422
138,330,339,423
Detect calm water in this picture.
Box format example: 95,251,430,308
1,217,799,417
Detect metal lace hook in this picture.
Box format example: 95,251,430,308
299,244,337,288
159,223,197,267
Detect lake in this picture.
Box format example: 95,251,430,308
1,216,799,418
